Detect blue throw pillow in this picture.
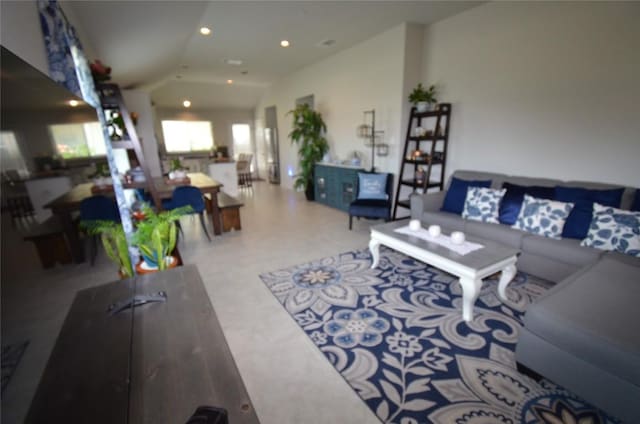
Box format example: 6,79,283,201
632,189,640,212
498,182,555,225
358,173,388,200
554,186,624,239
441,177,492,215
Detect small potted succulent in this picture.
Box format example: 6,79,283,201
168,158,188,180
408,83,437,112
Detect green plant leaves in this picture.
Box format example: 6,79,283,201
287,104,329,190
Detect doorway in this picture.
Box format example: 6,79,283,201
264,106,280,184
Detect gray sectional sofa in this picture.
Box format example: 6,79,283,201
409,170,639,423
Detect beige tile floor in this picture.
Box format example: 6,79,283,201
1,181,386,423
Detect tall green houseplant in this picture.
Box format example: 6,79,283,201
288,104,329,199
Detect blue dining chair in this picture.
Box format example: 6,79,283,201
349,172,393,230
80,195,121,265
163,185,211,242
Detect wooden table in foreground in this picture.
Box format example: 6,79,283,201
26,265,259,424
369,221,519,322
45,172,222,263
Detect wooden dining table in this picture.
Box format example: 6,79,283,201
44,172,223,263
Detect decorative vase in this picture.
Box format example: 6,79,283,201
416,102,428,112
305,181,315,201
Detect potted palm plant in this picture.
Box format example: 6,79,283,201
287,103,329,200
408,83,437,112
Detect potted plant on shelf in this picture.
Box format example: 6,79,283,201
90,163,112,187
131,205,191,272
168,158,188,180
408,83,437,112
287,103,329,200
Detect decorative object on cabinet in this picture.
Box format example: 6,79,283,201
408,83,437,112
392,103,451,220
356,109,386,172
314,163,363,212
287,103,329,200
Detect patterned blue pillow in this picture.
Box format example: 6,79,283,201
358,173,388,200
441,177,492,215
554,186,624,239
512,195,574,239
581,203,640,257
462,187,506,224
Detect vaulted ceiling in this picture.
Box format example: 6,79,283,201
67,1,481,110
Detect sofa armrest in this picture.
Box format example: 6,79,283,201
410,191,446,219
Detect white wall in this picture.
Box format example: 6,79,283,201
122,90,163,176
1,1,48,73
255,23,414,190
422,2,640,187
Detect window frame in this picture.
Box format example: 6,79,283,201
160,120,215,154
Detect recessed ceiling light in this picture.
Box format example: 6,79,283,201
280,40,290,47
224,59,243,66
183,100,191,108
200,27,211,36
68,99,79,107
227,79,233,84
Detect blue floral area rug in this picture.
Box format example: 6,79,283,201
260,248,618,424
2,340,29,394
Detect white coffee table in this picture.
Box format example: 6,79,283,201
369,221,519,322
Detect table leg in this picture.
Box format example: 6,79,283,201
207,190,222,236
459,276,482,322
498,263,517,301
57,212,85,263
369,239,380,269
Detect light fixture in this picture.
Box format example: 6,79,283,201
280,40,290,47
183,100,191,108
68,99,79,107
227,79,233,84
356,110,385,172
200,27,211,35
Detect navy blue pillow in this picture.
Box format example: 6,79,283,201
632,189,640,212
554,186,625,239
441,177,492,215
498,182,555,225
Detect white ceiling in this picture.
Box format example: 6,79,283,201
67,1,481,110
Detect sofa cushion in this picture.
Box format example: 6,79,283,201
441,177,492,215
421,210,465,232
357,172,388,200
521,233,602,267
606,251,640,267
522,258,640,388
462,187,505,223
555,186,624,239
498,182,556,225
632,189,640,212
464,220,524,249
581,203,640,257
512,195,574,239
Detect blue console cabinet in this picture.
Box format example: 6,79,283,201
314,163,363,212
